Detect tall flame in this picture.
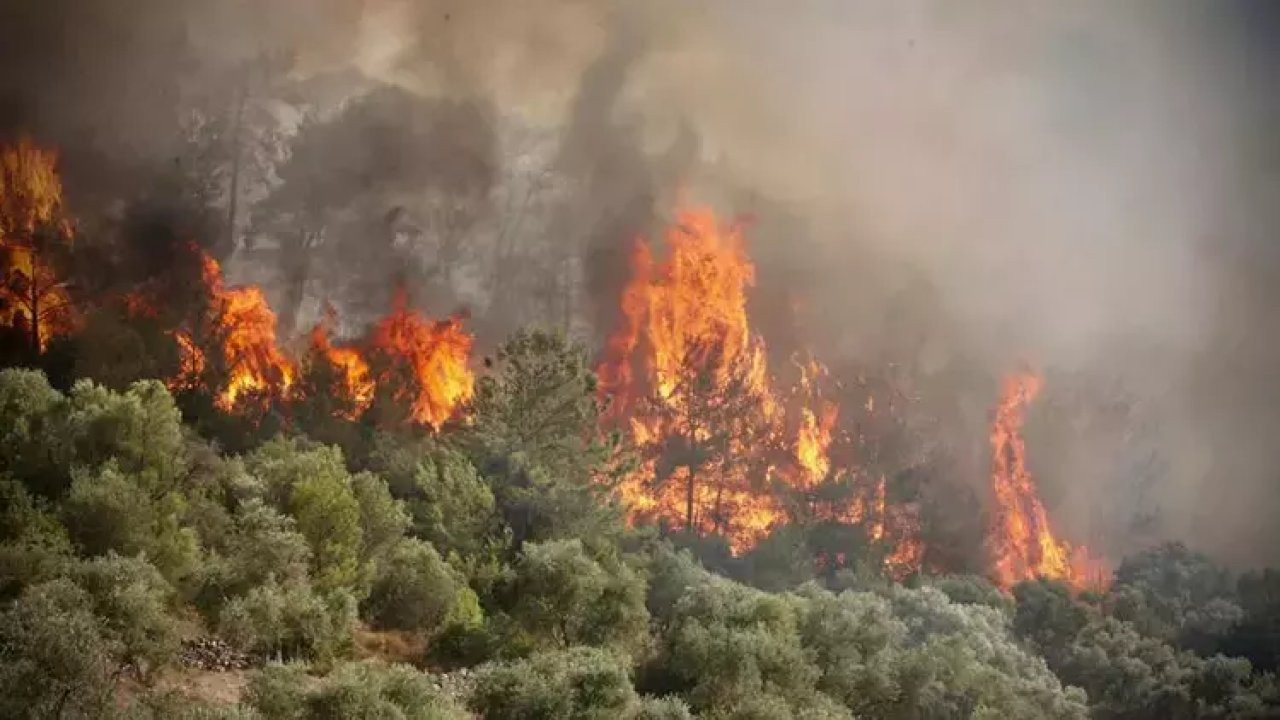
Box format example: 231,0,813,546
195,252,296,411
308,307,375,420
0,139,75,350
988,372,1110,591
600,207,788,550
792,358,838,489
600,206,920,570
370,288,474,429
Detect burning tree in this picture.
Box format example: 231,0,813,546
367,288,474,430
0,139,75,353
599,208,791,548
301,305,375,422
598,206,926,569
170,250,296,413
988,371,1110,591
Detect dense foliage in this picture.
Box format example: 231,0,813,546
1,335,1278,719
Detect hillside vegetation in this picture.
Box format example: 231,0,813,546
2,334,1279,719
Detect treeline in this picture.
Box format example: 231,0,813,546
1,331,1279,719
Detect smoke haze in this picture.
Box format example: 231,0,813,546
2,0,1277,565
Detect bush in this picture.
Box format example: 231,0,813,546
61,463,201,584
362,538,478,635
123,690,264,719
243,662,310,720
245,438,364,594
510,539,649,655
0,578,117,719
72,552,180,677
0,477,73,598
630,695,694,720
471,646,639,720
245,661,469,720
306,662,470,720
219,578,356,663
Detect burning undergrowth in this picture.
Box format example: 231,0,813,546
153,245,474,431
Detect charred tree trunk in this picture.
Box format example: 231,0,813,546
27,283,38,353
685,466,696,535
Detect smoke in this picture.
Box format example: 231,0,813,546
2,0,1277,565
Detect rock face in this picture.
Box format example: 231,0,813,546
178,637,254,671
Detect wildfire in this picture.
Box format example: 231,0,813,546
0,139,75,351
792,357,839,488
988,372,1110,592
600,206,920,569
170,330,206,392
187,252,296,411
599,207,785,550
370,287,474,429
308,308,375,420
167,251,473,428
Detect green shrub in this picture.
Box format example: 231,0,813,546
362,537,476,635
471,646,638,720
219,578,356,663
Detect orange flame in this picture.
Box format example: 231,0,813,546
792,357,839,489
599,207,920,567
988,372,1110,591
600,207,788,551
0,139,75,350
169,330,206,392
195,252,296,411
168,254,473,427
307,308,375,420
370,288,474,429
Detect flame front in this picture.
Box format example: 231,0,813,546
370,288,474,429
308,308,375,420
193,252,296,411
600,207,921,569
169,254,473,428
988,372,1109,591
600,207,789,550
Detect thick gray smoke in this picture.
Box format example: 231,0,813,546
2,0,1277,566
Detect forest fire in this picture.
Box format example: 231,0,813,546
600,207,787,550
600,207,921,568
186,251,297,411
308,308,375,420
988,372,1110,591
369,288,474,429
0,139,75,351
167,251,473,427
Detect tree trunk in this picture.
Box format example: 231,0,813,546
685,466,696,535
27,281,39,353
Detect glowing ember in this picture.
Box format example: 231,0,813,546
370,287,474,429
988,372,1110,591
307,307,375,419
0,139,75,351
